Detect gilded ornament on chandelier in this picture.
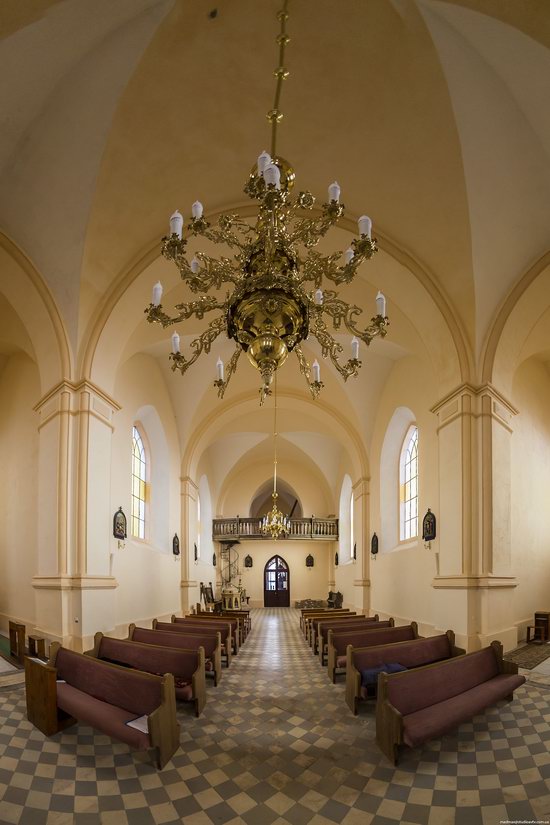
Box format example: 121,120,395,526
144,0,389,403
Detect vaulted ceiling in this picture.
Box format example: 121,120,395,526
1,0,549,498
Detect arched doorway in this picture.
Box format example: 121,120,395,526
264,555,290,607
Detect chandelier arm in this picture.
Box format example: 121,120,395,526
289,204,343,248
213,345,242,399
310,317,361,382
184,256,242,293
294,345,322,400
319,293,390,344
190,215,254,253
145,296,227,327
298,251,343,288
169,316,226,376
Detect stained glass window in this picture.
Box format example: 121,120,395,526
400,426,418,541
131,426,147,539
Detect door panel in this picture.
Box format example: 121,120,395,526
264,554,290,607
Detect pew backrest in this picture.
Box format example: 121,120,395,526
315,616,382,654
87,633,206,715
51,644,162,716
344,631,462,713
332,623,418,656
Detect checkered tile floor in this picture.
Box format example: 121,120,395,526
1,609,550,824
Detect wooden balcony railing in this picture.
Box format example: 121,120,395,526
212,517,338,541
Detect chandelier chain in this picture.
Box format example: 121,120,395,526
148,0,388,408
269,0,291,158
273,373,278,493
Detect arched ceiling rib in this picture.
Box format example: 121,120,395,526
1,0,548,383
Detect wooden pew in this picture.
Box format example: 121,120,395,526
154,618,236,659
304,610,354,644
345,631,464,714
301,609,352,636
196,606,252,636
25,645,179,769
376,642,525,765
86,633,206,717
313,615,383,658
182,613,244,647
175,615,241,651
129,625,223,684
327,623,419,683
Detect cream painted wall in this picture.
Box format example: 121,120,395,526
110,353,181,631
229,541,332,608
0,353,39,631
367,356,440,630
221,459,332,518
511,357,550,632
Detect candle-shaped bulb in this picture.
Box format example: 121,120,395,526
191,200,203,219
312,359,321,383
152,281,163,306
216,357,224,381
314,288,323,306
376,290,386,317
351,336,360,360
257,150,271,175
344,248,354,265
263,163,281,189
328,181,341,202
171,331,180,354
190,256,200,274
358,215,372,238
170,210,183,239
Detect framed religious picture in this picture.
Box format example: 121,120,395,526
422,509,436,542
172,534,180,556
113,507,127,540
305,553,314,568
244,554,253,568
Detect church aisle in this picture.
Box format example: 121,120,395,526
0,609,547,825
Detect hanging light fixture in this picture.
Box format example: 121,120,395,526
145,0,389,404
261,377,290,540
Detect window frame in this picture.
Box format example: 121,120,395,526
399,425,419,543
131,424,150,541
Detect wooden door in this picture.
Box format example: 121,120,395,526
264,555,290,607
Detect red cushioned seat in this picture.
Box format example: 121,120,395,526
56,683,151,750
402,673,525,747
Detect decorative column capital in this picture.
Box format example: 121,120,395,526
180,476,199,498
34,379,121,430
431,382,517,433
352,477,370,498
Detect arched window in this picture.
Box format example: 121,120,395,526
400,426,418,541
339,474,353,563
196,493,201,560
131,425,147,539
350,489,354,558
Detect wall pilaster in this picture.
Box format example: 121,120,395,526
431,383,518,650
180,476,198,612
352,477,371,612
32,380,120,649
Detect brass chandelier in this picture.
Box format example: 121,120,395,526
145,0,389,403
261,377,289,540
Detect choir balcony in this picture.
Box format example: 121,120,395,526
212,516,338,541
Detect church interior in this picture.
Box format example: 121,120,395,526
1,1,550,823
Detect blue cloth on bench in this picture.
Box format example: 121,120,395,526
360,662,407,687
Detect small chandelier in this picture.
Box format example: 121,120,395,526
145,0,389,404
261,378,290,540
